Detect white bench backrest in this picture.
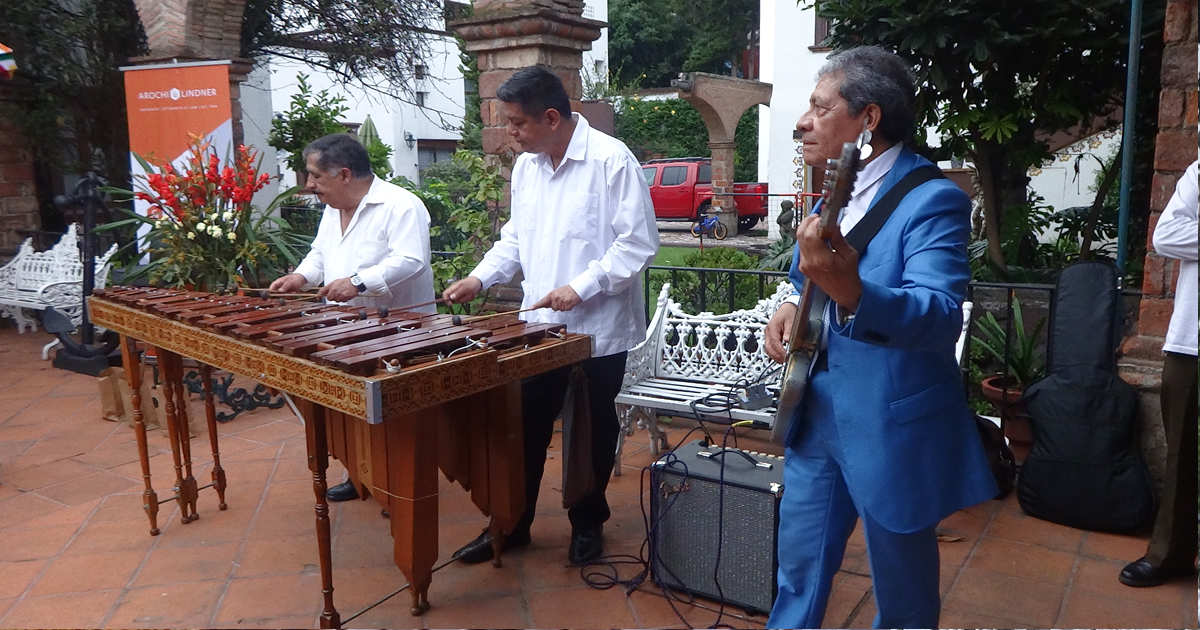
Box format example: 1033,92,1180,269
10,224,117,292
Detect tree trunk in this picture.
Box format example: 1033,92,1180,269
971,147,1008,274
1079,145,1122,260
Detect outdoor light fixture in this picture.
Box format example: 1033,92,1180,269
404,132,416,149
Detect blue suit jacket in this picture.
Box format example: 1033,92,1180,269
787,147,997,533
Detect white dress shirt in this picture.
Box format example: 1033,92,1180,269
1152,159,1197,356
469,114,660,357
293,177,436,313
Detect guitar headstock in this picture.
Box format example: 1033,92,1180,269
816,142,861,239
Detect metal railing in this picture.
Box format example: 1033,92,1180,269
641,265,789,320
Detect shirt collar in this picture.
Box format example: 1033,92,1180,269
535,113,590,172
357,176,385,208
851,143,903,200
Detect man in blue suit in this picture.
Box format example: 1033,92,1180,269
762,46,997,629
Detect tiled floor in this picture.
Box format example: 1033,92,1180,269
0,327,1195,629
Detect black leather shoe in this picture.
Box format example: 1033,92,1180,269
1118,557,1196,587
326,481,359,502
568,526,603,565
452,528,532,564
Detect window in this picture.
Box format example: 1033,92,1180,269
697,163,712,184
414,64,428,80
812,17,831,51
418,140,460,184
642,166,657,186
594,59,606,76
415,91,428,107
660,166,687,187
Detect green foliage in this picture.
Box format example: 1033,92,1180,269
648,247,763,315
813,0,1164,278
615,98,759,182
757,238,795,272
366,138,394,180
453,3,483,152
268,74,350,175
971,296,1046,385
394,151,507,312
0,0,147,229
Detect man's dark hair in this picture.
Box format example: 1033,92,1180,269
818,46,917,144
496,66,572,119
303,133,373,179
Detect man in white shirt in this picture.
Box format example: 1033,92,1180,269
270,132,436,502
1118,159,1197,587
442,66,659,566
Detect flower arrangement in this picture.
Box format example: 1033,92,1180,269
103,136,302,291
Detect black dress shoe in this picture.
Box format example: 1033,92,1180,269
568,526,603,565
1118,557,1196,587
326,481,359,502
452,528,531,564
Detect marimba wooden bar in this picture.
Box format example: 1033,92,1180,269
89,287,591,626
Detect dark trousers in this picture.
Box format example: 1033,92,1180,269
1145,351,1198,571
513,351,627,535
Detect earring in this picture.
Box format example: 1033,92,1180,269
857,128,873,161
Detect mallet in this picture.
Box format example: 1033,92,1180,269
452,306,544,326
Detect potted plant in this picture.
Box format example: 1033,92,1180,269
971,295,1047,457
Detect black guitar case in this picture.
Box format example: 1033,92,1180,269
1016,261,1155,532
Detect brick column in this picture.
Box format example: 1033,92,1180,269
0,115,40,258
1118,0,1197,481
708,141,736,221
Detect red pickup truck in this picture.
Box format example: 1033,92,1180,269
640,157,769,231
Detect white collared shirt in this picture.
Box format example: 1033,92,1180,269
469,114,660,357
1152,159,1197,356
293,177,436,313
837,142,903,234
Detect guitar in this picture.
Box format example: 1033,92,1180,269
770,141,861,446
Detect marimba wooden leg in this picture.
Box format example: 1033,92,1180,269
156,348,193,524
384,410,438,616
485,381,526,568
299,399,341,630
200,365,228,510
168,356,199,523
119,335,161,536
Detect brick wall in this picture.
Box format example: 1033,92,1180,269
0,116,41,259
132,0,245,60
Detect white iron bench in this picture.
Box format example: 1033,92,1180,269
0,224,118,357
614,280,794,472
613,279,974,474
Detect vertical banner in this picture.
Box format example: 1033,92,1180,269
120,61,233,238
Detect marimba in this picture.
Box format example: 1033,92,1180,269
89,287,592,627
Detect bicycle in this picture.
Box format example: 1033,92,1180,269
690,213,728,240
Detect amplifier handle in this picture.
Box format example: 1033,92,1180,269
697,448,773,470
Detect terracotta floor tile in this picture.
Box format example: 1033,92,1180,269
215,574,323,624
0,599,12,622
0,590,122,629
628,587,741,629
819,572,872,628
0,492,67,530
50,376,109,398
983,504,1086,552
0,437,35,462
235,536,320,578
965,535,1077,586
425,556,525,603
132,541,239,587
18,497,103,530
0,457,100,492
92,492,159,524
423,593,531,629
1068,555,1193,611
330,527,402,571
938,605,1029,630
1059,588,1188,629
529,585,639,628
3,394,96,426
1080,529,1153,562
0,559,50,599
233,420,305,445
212,613,321,629
0,383,61,402
317,564,408,618
0,524,79,562
62,519,159,557
153,508,254,549
0,423,55,447
37,471,142,506
0,396,34,421
105,579,226,628
846,593,877,628
73,442,149,470
939,498,1002,537
942,567,1066,629
29,549,146,596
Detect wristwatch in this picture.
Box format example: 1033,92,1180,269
350,274,367,293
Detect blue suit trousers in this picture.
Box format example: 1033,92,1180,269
768,377,941,629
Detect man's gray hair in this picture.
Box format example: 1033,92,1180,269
818,46,917,144
303,133,373,179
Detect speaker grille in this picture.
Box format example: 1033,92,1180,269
649,447,781,614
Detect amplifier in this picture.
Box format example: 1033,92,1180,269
648,440,784,615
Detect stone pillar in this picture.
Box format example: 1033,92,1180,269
0,115,40,258
672,72,772,236
1118,0,1197,482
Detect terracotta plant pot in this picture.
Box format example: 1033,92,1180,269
980,374,1031,461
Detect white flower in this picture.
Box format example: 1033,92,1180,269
187,232,196,240
222,211,234,222
195,222,206,232
227,232,237,242
210,226,223,238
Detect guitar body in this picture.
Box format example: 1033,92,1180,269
770,142,860,446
